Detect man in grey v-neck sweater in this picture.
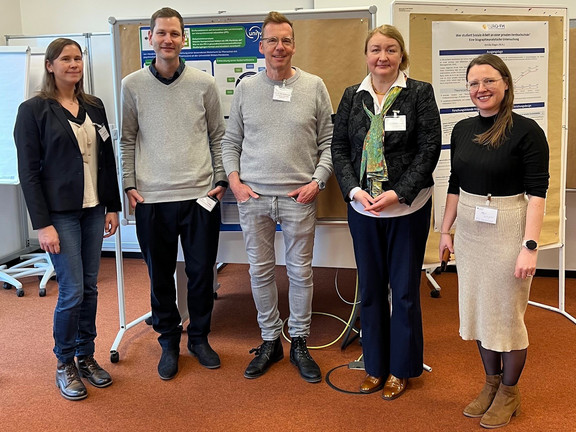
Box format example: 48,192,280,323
221,11,333,384
120,8,226,381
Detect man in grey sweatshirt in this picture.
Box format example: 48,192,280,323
221,11,333,383
120,7,227,381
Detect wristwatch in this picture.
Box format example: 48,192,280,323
313,178,326,190
522,240,538,251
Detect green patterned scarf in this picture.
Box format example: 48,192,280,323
360,86,402,197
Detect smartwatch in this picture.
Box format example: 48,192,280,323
522,240,538,251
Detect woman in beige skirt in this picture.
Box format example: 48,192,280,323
439,54,549,429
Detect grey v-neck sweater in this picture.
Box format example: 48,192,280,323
120,65,226,203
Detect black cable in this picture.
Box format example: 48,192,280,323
324,364,367,395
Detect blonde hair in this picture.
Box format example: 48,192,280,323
364,25,409,71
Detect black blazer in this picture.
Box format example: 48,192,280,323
14,95,122,230
331,78,442,205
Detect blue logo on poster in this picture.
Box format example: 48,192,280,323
246,25,262,42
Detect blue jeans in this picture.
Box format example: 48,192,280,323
49,205,105,363
237,195,317,340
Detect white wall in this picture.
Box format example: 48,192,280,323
0,0,22,45
18,0,314,34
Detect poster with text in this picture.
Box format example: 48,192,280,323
430,21,549,230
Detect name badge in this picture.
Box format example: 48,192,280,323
273,85,292,102
197,196,218,212
475,206,498,224
384,115,406,131
95,124,110,142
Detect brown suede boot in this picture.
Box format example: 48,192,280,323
463,374,502,418
480,383,521,429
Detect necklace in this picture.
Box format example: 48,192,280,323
371,78,389,95
58,97,78,106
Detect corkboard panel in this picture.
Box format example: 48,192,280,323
114,16,373,221
567,26,576,189
403,13,565,264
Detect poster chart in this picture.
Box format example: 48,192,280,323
430,21,549,229
139,22,266,118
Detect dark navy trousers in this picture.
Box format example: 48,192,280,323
348,198,431,378
135,199,220,351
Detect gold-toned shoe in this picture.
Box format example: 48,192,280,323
382,374,408,400
360,374,383,394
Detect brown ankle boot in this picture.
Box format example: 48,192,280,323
480,383,521,429
463,374,502,418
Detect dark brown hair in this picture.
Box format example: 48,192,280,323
150,7,184,34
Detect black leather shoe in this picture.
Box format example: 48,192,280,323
56,361,88,401
188,341,221,369
77,355,113,388
290,337,321,383
158,349,179,380
244,338,284,379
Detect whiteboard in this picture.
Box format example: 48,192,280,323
0,46,29,185
7,33,116,128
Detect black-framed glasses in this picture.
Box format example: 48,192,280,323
466,78,503,92
261,37,294,47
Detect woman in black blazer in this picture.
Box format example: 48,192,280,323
331,25,441,400
14,38,121,401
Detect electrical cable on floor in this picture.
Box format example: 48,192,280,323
281,270,360,349
334,268,361,306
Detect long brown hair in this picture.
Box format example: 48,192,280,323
466,54,514,148
39,38,100,107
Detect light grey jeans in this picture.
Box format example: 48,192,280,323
237,195,317,340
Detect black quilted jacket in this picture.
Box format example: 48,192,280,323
331,78,442,205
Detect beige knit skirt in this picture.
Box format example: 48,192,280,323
454,190,532,352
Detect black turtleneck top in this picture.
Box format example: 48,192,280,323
447,112,549,198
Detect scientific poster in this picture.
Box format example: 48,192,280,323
430,21,549,229
139,23,266,118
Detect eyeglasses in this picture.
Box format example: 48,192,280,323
466,78,503,92
261,37,294,47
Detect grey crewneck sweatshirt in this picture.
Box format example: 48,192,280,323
120,65,226,203
221,68,333,195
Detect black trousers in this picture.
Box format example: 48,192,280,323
348,198,431,378
135,199,221,351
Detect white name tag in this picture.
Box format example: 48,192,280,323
197,196,218,212
273,85,292,102
475,206,498,224
96,124,110,142
384,115,406,131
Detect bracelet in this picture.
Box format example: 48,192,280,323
440,232,451,235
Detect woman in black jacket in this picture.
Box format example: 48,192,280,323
14,38,121,401
331,25,441,400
